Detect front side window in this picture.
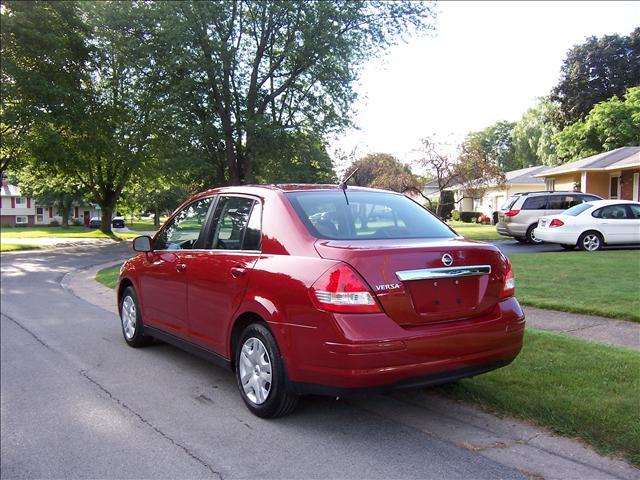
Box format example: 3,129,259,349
548,195,581,210
628,204,640,219
592,205,628,220
287,191,455,240
154,197,213,250
522,195,548,210
208,196,261,250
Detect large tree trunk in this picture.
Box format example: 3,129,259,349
61,198,72,227
100,207,113,235
154,207,160,228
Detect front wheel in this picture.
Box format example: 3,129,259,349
526,224,543,244
578,231,604,251
120,287,154,347
235,323,298,418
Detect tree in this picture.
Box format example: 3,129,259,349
413,138,460,217
554,86,640,161
512,97,561,166
143,0,436,185
552,28,640,127
348,153,423,193
2,1,156,234
464,121,517,171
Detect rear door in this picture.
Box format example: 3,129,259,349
592,204,634,243
186,195,262,353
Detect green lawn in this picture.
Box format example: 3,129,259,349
0,243,44,252
510,250,640,322
0,226,138,240
437,329,640,466
447,222,502,241
96,264,122,289
125,217,166,232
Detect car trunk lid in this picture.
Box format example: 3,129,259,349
315,238,507,326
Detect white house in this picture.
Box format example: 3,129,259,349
0,177,100,227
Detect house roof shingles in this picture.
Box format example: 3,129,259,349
534,146,640,177
505,165,549,185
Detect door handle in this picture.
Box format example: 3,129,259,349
230,266,246,278
176,263,187,272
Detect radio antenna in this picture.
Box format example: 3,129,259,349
338,168,358,205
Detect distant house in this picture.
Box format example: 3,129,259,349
533,146,640,201
446,165,551,220
0,177,100,227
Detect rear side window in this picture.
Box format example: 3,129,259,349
592,205,629,219
287,191,456,240
564,203,592,216
522,195,548,210
208,196,261,250
500,196,519,211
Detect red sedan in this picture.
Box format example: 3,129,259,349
117,185,524,417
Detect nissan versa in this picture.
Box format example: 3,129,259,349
117,185,525,417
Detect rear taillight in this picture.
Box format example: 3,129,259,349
310,264,381,313
500,259,516,299
549,219,564,227
504,210,520,217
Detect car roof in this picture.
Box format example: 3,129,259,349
195,183,401,198
584,199,639,206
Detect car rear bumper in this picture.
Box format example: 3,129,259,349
496,223,526,238
533,228,578,245
281,297,525,393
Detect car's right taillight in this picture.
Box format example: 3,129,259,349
310,264,381,313
500,258,516,299
504,209,520,217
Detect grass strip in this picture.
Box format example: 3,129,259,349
436,329,640,466
509,250,640,322
0,226,138,240
95,264,122,289
447,222,503,241
0,243,44,252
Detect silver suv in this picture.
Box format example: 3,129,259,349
496,191,602,243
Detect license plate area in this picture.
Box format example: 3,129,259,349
405,277,481,315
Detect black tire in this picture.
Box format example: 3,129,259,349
526,224,543,244
578,231,604,251
119,286,154,347
235,323,298,418
560,244,576,250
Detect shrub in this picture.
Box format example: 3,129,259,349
450,209,460,221
49,220,60,227
72,219,83,226
460,211,482,223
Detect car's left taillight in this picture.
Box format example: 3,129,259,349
310,264,381,313
549,218,565,227
500,258,516,299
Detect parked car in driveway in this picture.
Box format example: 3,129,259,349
496,191,601,243
117,185,525,417
111,216,125,228
534,200,640,251
88,217,101,229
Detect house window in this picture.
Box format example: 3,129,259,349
609,176,620,199
36,207,44,224
15,197,26,206
16,216,28,225
545,178,555,191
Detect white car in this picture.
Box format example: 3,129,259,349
534,200,640,251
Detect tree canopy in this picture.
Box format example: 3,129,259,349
511,97,561,167
552,28,640,127
554,86,640,161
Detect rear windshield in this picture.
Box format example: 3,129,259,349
286,191,456,240
500,196,519,211
564,203,592,216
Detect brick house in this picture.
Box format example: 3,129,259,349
0,177,100,227
534,147,640,201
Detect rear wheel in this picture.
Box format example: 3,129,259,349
235,323,298,418
526,224,543,244
120,287,154,347
578,231,603,251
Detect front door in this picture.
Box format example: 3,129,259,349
187,196,262,355
83,211,90,226
137,196,214,338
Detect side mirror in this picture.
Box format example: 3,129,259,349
133,235,153,252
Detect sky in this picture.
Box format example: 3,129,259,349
330,1,640,173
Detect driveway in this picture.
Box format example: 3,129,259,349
491,239,640,254
1,245,636,479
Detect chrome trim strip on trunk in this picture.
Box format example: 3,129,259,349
396,265,491,281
